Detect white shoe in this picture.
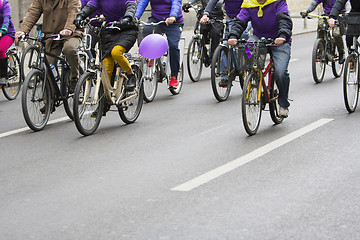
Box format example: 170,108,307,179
279,107,289,118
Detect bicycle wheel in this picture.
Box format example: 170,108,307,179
331,44,344,78
269,72,284,124
118,64,144,124
61,68,74,120
20,44,40,81
312,39,326,83
187,37,203,82
242,71,262,136
211,45,232,102
73,71,104,136
21,69,51,131
169,62,184,95
343,54,359,113
2,51,21,100
142,58,158,102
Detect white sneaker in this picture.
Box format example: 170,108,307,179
279,107,289,118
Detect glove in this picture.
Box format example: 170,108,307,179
182,3,191,13
300,11,308,18
119,16,131,29
73,15,84,29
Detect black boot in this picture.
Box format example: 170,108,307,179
126,73,136,91
0,57,8,85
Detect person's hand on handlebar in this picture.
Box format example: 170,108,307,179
328,18,336,28
165,16,176,26
200,14,209,24
228,38,237,46
182,3,191,13
15,31,25,43
274,37,285,45
60,29,72,37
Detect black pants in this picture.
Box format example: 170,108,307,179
200,21,223,59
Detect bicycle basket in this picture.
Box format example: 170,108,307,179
238,42,267,71
339,13,360,35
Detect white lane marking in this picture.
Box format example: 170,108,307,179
171,118,334,192
290,59,299,63
0,117,69,138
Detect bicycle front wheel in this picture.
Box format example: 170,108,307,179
2,51,21,100
21,69,51,131
343,54,359,113
118,64,144,124
142,58,158,102
211,45,232,102
242,71,262,136
269,72,284,124
73,71,104,136
20,44,40,81
332,44,344,78
187,37,203,82
312,39,326,83
169,62,184,95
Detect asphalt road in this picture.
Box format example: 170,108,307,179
1,32,360,240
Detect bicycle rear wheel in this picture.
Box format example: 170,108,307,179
269,72,284,124
2,51,21,100
118,64,144,124
312,39,326,83
21,69,51,131
73,71,104,136
187,37,203,82
242,71,262,136
20,44,40,81
331,44,344,78
343,54,359,113
142,58,158,102
211,45,232,102
169,62,184,95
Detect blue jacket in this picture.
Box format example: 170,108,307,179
135,0,184,23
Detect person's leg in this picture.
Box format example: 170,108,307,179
63,37,81,79
333,25,345,63
110,45,136,90
269,43,291,110
200,23,211,65
162,22,183,79
209,21,223,58
0,36,14,84
142,17,163,39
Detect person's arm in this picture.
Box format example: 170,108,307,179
124,0,137,19
276,1,292,44
203,0,219,16
63,0,81,35
170,0,182,19
228,9,250,45
329,0,348,19
19,0,43,34
135,0,150,19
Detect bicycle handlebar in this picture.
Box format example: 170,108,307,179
139,20,166,27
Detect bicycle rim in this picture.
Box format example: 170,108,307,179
20,44,40,81
312,39,326,83
21,69,51,131
142,59,158,102
2,52,21,100
187,38,203,82
242,72,262,135
331,45,344,78
269,72,284,124
169,62,184,95
343,55,359,113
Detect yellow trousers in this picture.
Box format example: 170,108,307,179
103,45,131,80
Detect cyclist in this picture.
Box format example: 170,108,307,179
15,0,83,93
74,0,138,91
300,0,351,64
135,0,184,89
0,0,15,86
329,0,360,52
182,0,224,66
228,0,292,118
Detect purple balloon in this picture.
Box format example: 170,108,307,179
139,34,168,59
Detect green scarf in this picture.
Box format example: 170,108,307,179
241,0,280,17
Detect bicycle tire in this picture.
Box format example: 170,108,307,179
73,71,104,136
169,62,184,95
142,58,158,102
20,44,40,81
21,69,51,131
312,39,326,83
2,51,22,100
187,37,203,82
331,44,344,78
62,68,74,120
118,64,144,124
211,45,232,102
269,72,284,124
242,71,262,136
343,54,359,113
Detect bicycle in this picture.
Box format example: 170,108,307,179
240,39,283,136
339,13,360,113
1,45,21,100
308,13,345,83
21,34,75,131
186,4,221,82
73,19,144,136
139,21,185,103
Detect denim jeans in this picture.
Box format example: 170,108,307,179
250,35,291,108
142,17,184,77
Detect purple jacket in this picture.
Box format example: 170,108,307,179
314,0,348,14
87,0,135,22
135,0,184,23
236,0,292,42
0,0,15,37
81,0,102,19
205,0,242,19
